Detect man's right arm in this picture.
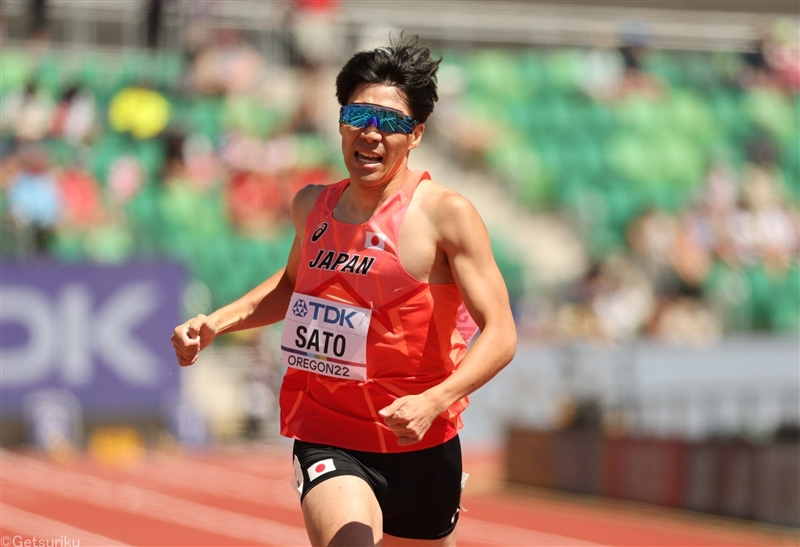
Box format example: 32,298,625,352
171,184,324,366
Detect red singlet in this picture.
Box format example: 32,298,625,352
278,170,478,453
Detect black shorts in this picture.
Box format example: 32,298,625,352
291,436,463,540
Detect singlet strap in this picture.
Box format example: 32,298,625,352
304,179,348,234
306,170,430,233
319,179,349,216
401,170,431,200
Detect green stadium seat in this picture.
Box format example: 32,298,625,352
605,183,640,230
89,135,127,184
543,50,582,93
667,91,716,144
519,51,546,95
770,266,800,332
464,50,524,101
607,133,657,185
682,52,722,90
745,88,796,141
644,51,684,88
629,97,670,134
190,98,223,140
745,265,775,331
154,52,185,89
654,134,705,189
133,138,166,183
36,55,65,99
51,230,85,262
296,134,331,168
84,224,136,264
0,51,32,94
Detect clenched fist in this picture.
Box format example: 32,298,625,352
171,314,218,367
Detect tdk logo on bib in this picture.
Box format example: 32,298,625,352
292,300,309,317
281,293,371,381
305,302,357,328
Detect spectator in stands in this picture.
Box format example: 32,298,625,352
613,26,662,99
6,144,60,256
290,0,341,67
739,21,800,92
649,290,722,348
49,84,97,144
628,208,679,285
554,264,605,342
182,133,222,191
670,212,712,288
57,163,103,229
739,38,773,89
739,137,798,271
1,81,54,142
107,155,144,205
226,170,285,237
580,34,626,102
28,0,48,42
191,28,266,95
145,0,166,50
590,255,655,343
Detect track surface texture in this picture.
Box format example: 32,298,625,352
1,446,797,547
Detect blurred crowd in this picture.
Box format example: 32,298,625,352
435,19,799,345
1,3,797,344
0,3,343,306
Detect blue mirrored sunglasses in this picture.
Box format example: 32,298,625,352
339,103,418,134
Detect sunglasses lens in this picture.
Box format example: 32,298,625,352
340,105,416,134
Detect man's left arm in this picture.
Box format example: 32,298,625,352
379,192,517,445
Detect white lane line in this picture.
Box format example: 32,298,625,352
129,453,297,508
459,518,605,546
1,451,310,547
1,503,130,546
3,451,605,547
163,454,606,546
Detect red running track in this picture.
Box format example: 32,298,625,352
1,446,796,547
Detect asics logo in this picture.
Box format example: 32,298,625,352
311,222,328,243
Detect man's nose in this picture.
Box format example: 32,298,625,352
360,124,382,141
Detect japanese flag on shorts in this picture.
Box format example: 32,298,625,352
365,231,386,251
307,458,337,482
292,455,304,498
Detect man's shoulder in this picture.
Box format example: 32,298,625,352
416,179,478,222
296,183,329,203
293,183,330,211
291,183,332,228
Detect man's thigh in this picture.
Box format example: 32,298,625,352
301,474,382,547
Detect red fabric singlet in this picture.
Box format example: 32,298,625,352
278,170,478,453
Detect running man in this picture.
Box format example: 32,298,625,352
172,35,517,547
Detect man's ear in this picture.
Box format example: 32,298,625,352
408,123,425,151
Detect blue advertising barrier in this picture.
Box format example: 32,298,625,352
1,262,184,418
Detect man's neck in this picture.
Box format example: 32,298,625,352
339,168,410,224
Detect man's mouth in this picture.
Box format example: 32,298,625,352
355,151,383,164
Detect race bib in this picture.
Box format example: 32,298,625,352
281,293,371,381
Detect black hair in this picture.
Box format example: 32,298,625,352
335,34,441,123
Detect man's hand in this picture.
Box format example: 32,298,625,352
171,314,218,367
379,394,445,446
